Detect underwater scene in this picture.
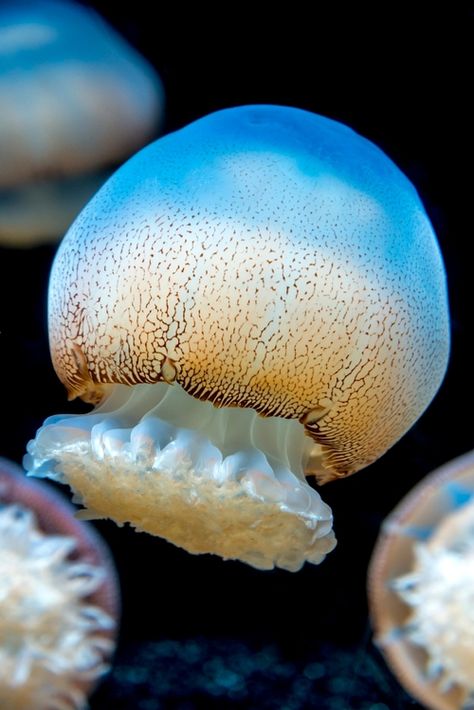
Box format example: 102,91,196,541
0,3,471,709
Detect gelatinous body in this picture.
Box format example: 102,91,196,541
0,457,119,709
26,105,449,570
369,450,474,710
0,0,163,245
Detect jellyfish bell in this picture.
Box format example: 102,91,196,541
0,0,164,246
25,104,449,571
0,457,119,710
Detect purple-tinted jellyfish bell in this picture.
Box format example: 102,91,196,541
0,457,120,710
368,450,474,710
26,105,449,571
0,0,163,246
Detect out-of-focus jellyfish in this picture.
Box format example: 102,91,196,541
25,105,449,571
368,450,474,710
0,0,163,247
0,457,119,710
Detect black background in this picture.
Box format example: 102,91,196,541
0,4,472,708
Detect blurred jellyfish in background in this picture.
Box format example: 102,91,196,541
368,450,474,710
25,104,449,572
0,457,120,710
0,0,164,247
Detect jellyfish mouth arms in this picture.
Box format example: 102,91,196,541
25,382,335,571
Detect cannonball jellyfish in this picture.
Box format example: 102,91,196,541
0,457,119,709
0,0,163,246
369,450,474,710
25,105,450,571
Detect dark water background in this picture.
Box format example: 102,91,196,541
0,4,472,709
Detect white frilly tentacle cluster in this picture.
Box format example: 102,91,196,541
25,382,336,572
392,499,474,697
0,504,115,710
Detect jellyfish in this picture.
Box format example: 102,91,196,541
0,0,163,246
0,457,119,709
25,104,450,571
368,450,474,710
